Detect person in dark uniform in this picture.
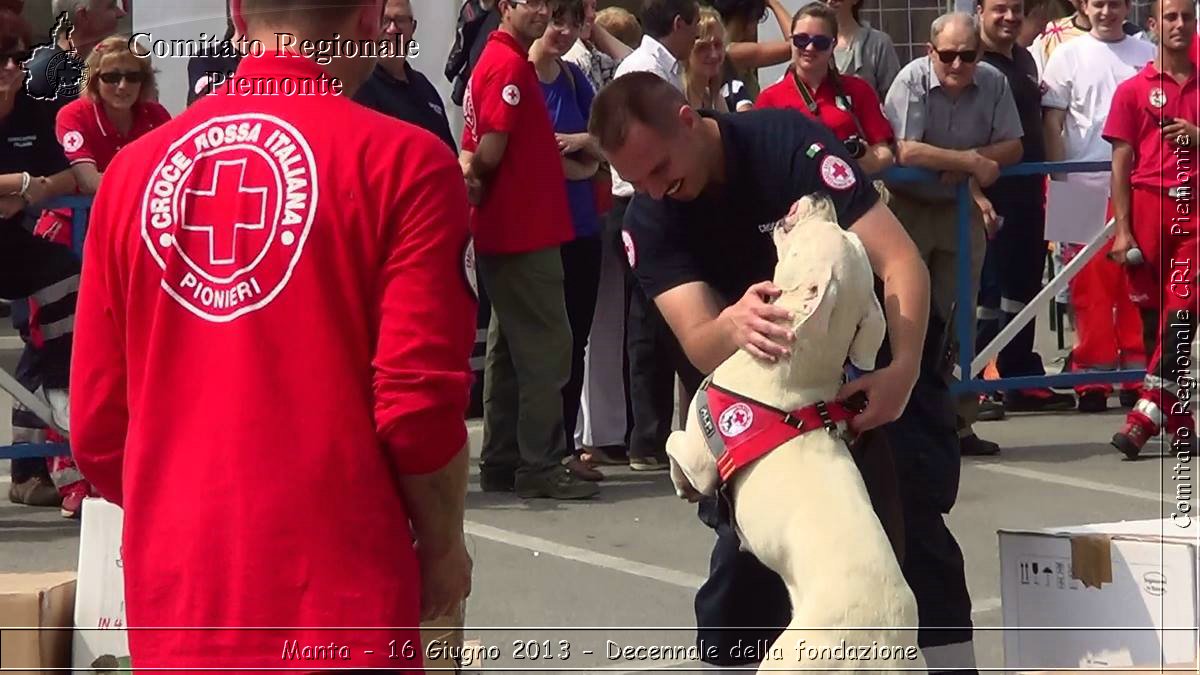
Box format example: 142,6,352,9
446,0,501,107
354,0,456,152
186,0,243,107
590,72,978,673
975,0,1077,413
0,9,82,507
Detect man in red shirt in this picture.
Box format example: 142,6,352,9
1106,0,1198,458
71,0,476,668
461,0,599,499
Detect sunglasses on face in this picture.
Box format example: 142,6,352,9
0,49,32,67
791,33,833,51
932,47,979,64
98,70,146,84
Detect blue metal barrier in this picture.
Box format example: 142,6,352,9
0,195,92,461
881,159,1145,395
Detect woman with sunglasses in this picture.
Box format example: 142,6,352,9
0,10,86,515
55,36,170,199
755,3,895,176
822,0,901,101
684,7,753,112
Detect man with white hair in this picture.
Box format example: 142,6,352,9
25,0,124,103
884,11,1023,459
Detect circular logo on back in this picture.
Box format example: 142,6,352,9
62,130,83,153
820,155,856,191
140,114,319,323
462,236,478,300
719,403,754,438
1149,87,1167,108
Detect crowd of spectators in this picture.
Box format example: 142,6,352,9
1,0,1195,520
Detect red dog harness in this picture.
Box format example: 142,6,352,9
695,378,865,483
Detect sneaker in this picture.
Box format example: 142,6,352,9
1006,388,1077,413
515,467,600,500
977,396,1006,421
1078,390,1109,413
1119,389,1141,409
1112,413,1157,460
580,445,628,466
629,453,670,472
960,433,1000,456
564,456,604,482
8,475,62,507
60,483,88,519
479,470,515,493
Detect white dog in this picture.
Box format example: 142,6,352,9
666,195,927,673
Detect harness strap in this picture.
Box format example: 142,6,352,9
695,379,863,483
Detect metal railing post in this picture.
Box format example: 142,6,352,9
955,180,974,386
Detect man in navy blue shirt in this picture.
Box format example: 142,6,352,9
354,0,456,152
591,72,979,672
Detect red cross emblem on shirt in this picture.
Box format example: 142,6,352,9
181,159,269,266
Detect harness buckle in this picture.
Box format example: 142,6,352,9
814,401,837,432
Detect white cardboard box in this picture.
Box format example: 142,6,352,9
1000,518,1199,670
72,497,131,672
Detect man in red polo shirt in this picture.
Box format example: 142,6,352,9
461,0,598,499
1105,0,1198,458
70,0,476,668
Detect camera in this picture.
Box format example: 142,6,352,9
844,135,866,159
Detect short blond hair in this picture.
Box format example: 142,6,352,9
696,5,726,43
82,35,158,103
595,6,642,48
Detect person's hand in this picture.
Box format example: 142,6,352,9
721,281,795,363
835,361,919,434
556,132,590,155
1163,118,1200,147
1107,226,1136,265
976,195,1000,239
463,167,485,206
23,176,50,206
415,538,472,622
971,154,1001,188
0,195,26,218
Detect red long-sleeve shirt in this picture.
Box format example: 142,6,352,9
70,52,476,671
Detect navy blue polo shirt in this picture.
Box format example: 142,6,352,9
622,109,878,305
982,44,1045,201
1,91,70,231
354,62,457,153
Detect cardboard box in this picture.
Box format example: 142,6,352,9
0,572,77,674
1000,519,1199,670
72,498,131,673
422,602,466,672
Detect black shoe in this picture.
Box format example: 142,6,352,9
479,470,515,493
515,467,600,499
1078,391,1109,413
1118,389,1141,409
1005,388,1077,413
977,396,1006,421
960,433,1000,456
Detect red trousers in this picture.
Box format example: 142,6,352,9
1125,186,1198,431
1068,237,1146,394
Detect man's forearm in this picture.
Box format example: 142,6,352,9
399,444,469,554
977,139,1022,167
1043,110,1066,162
879,251,930,375
1110,145,1134,237
470,133,509,179
896,141,980,175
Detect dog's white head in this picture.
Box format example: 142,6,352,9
770,195,886,375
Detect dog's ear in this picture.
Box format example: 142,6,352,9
849,294,887,371
791,266,837,336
